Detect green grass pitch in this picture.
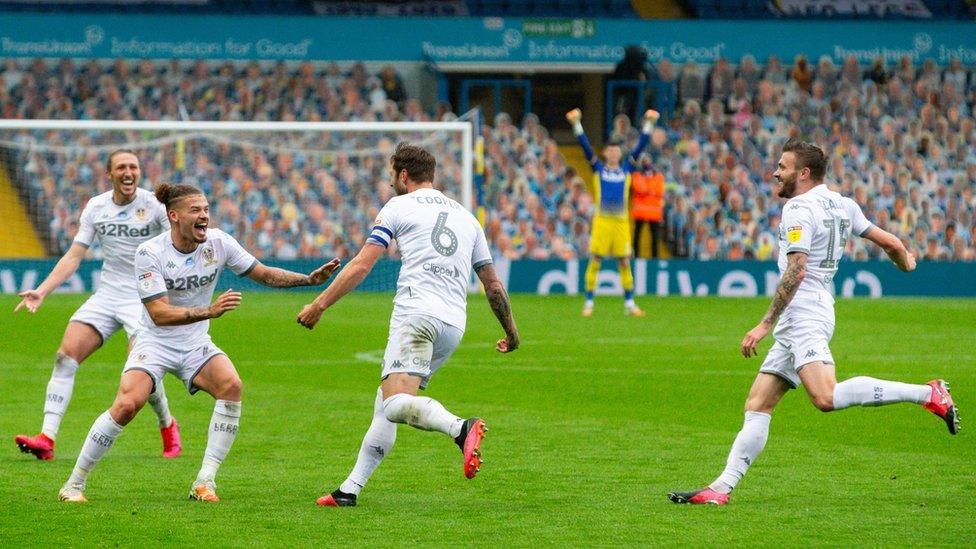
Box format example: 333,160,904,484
0,293,973,546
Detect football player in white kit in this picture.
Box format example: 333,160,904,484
58,183,340,503
297,143,520,507
669,138,959,506
14,150,183,461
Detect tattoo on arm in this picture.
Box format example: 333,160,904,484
259,267,311,288
477,265,517,336
182,306,212,322
761,253,807,326
486,282,516,334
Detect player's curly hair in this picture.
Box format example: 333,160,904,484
782,138,827,181
391,142,436,183
155,183,203,210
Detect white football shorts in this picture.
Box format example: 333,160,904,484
69,294,142,344
123,337,226,395
380,314,463,390
758,294,835,389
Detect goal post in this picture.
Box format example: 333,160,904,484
0,119,474,261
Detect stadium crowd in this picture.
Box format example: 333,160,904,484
1,55,975,262
486,53,976,262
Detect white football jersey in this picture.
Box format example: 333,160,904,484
778,184,874,299
75,188,169,301
134,228,257,346
368,188,492,331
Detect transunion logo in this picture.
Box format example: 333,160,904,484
1,24,103,55
831,31,952,64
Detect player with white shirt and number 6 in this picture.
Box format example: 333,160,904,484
297,143,519,508
58,182,340,503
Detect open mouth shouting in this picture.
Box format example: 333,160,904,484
119,175,137,194
193,220,208,241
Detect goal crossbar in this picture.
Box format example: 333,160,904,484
0,119,475,210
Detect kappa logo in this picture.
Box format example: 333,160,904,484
389,359,404,370
136,353,147,363
138,248,148,256
167,261,177,269
202,346,210,356
804,349,817,358
370,445,385,457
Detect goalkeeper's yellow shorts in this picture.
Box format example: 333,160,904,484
589,216,632,257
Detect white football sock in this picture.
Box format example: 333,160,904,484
625,299,637,308
382,393,463,438
146,383,173,428
196,400,241,482
41,353,79,439
340,388,397,496
832,376,930,409
710,411,771,494
67,410,123,486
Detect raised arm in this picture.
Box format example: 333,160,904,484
566,108,599,167
247,258,341,288
143,290,242,326
741,251,808,358
861,226,916,272
627,109,659,164
475,263,519,353
296,244,384,329
14,243,88,313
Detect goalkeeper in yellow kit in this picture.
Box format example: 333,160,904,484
566,107,658,317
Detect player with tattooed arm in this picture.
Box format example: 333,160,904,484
58,183,340,503
668,138,959,506
298,143,519,507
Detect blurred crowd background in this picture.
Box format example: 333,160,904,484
1,52,974,262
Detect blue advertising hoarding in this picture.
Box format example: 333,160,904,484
0,14,974,67
1,259,973,298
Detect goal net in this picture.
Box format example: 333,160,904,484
0,119,473,293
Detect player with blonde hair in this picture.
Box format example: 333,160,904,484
59,183,340,503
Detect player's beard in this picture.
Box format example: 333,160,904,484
191,226,208,243
113,174,139,201
776,173,797,199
